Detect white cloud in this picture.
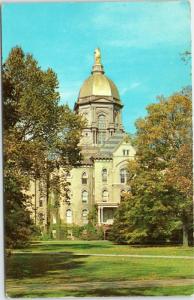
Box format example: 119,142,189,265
120,81,141,95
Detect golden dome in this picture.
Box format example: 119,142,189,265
79,73,120,100
77,48,121,103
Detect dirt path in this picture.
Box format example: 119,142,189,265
75,253,194,259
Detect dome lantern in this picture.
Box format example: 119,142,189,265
75,48,122,106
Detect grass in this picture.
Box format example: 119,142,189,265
14,240,194,256
6,240,194,297
6,286,194,298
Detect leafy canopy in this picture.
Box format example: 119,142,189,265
110,90,192,245
3,47,84,248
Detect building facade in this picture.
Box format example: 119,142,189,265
30,49,135,236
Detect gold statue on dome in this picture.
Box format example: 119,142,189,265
94,48,101,64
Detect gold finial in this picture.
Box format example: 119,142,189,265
94,48,101,65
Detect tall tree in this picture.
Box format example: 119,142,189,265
111,91,192,246
3,47,84,248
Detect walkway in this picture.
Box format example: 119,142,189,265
76,253,194,259
8,279,194,291
15,250,194,259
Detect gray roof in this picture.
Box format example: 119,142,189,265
94,132,126,159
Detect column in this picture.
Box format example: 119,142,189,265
93,130,95,145
100,207,103,224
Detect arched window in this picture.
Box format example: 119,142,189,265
98,132,106,144
38,213,44,225
52,215,57,224
98,114,106,144
98,114,106,129
82,209,88,225
82,190,88,203
102,190,108,202
102,168,107,182
66,171,71,180
39,198,43,207
120,190,125,202
82,172,88,184
66,209,72,224
120,168,128,184
65,189,71,203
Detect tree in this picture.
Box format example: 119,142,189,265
3,47,84,248
110,91,192,246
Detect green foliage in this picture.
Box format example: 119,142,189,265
71,224,84,238
81,224,104,240
88,205,98,226
70,224,104,240
110,91,193,246
3,47,84,248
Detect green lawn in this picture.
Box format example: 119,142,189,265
14,240,194,255
6,240,194,297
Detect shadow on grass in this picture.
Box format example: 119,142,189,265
29,241,112,251
6,252,88,280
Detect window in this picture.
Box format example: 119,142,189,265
120,168,128,184
123,149,129,156
102,190,108,202
102,168,107,182
82,190,88,203
98,132,106,144
66,209,72,224
65,189,71,203
39,199,43,207
52,215,57,224
39,180,45,197
82,172,88,184
66,171,71,179
82,209,88,224
38,213,44,225
98,114,106,144
120,190,125,202
98,114,106,129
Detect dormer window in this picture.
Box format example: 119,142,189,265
123,149,129,156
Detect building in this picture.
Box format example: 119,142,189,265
31,48,135,237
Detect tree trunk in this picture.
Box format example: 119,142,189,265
183,223,189,247
46,171,51,236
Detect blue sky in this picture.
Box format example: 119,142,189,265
2,1,191,133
